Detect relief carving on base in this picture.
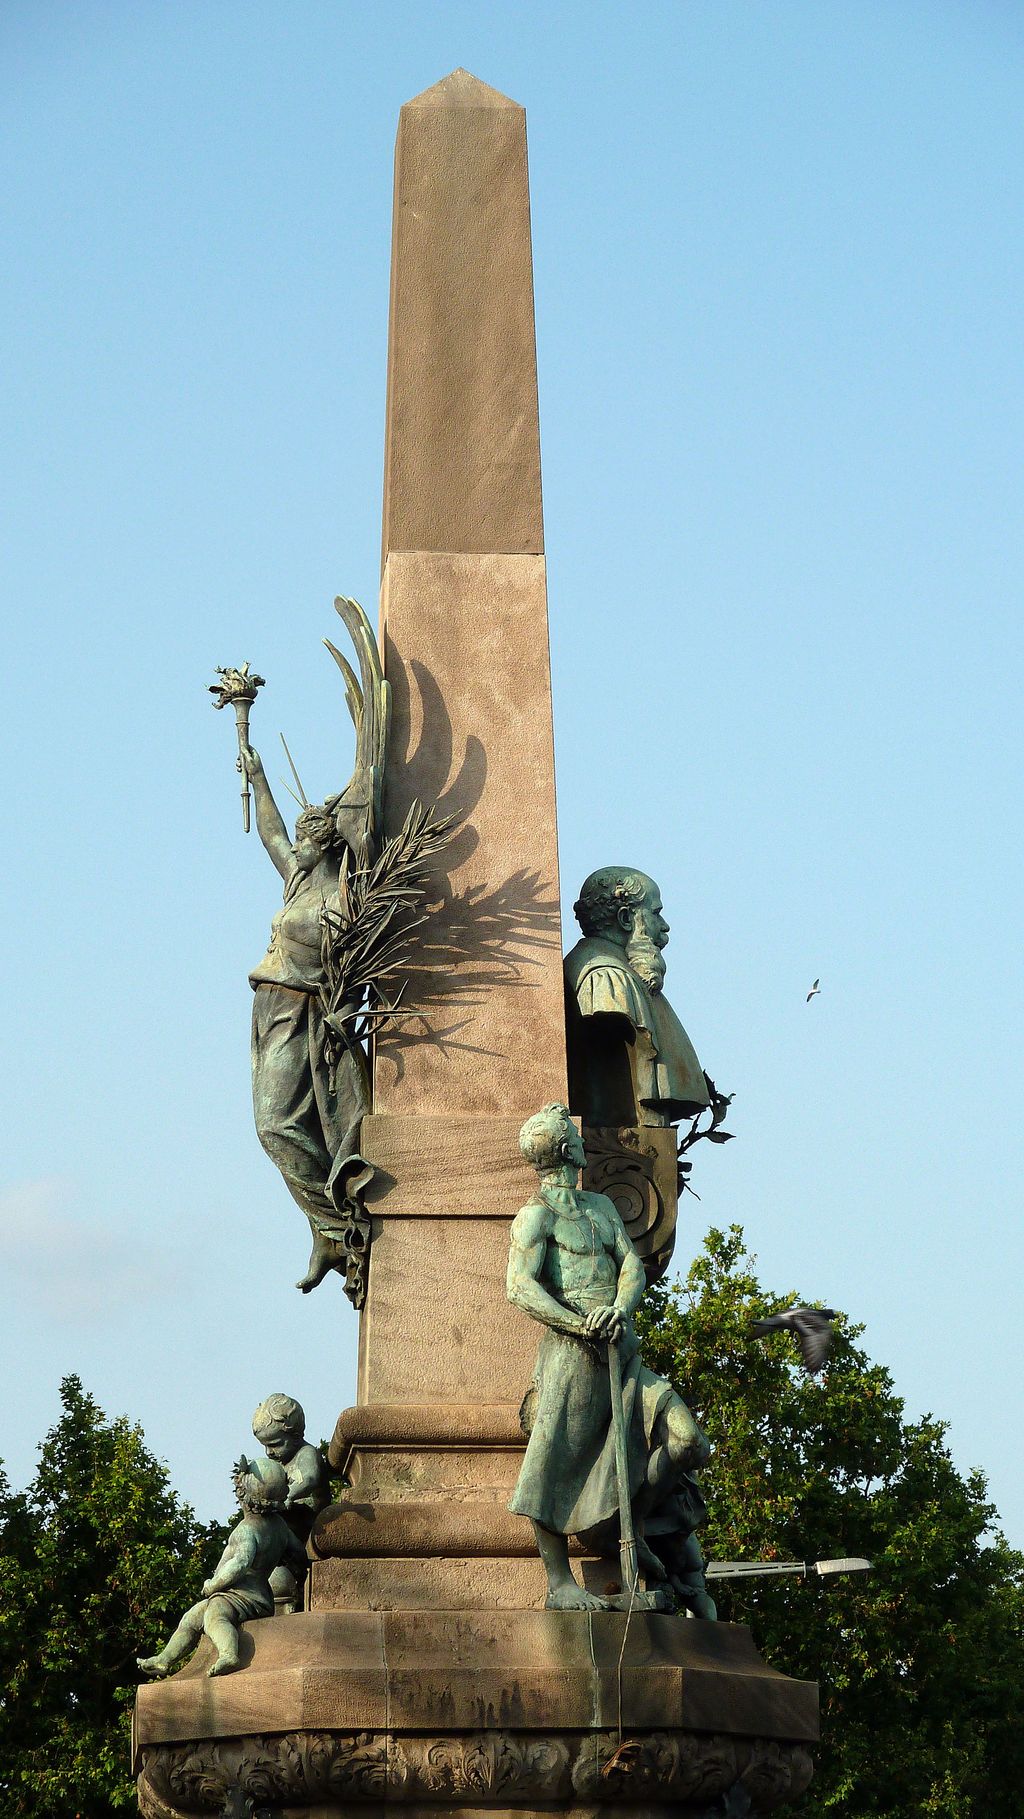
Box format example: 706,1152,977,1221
572,1731,813,1808
138,1731,389,1815
406,1732,570,1799
572,1729,739,1802
137,1729,812,1817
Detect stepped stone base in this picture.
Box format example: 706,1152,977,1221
134,1608,817,1817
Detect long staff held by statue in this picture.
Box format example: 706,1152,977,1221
209,663,265,831
608,1333,640,1601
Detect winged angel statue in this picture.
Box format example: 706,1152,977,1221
215,598,449,1301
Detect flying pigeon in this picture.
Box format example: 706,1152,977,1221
750,1305,836,1374
806,978,821,1002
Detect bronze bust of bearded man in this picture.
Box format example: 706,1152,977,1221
564,867,709,1131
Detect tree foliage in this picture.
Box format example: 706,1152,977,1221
636,1226,1024,1817
0,1375,228,1816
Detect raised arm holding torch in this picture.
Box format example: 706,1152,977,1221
210,662,266,831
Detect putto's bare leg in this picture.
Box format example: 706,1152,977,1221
665,1531,717,1620
636,1534,669,1582
136,1601,206,1677
204,1596,242,1676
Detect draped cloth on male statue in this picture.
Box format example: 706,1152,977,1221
509,1318,704,1546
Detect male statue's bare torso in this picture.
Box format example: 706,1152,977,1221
536,1186,623,1312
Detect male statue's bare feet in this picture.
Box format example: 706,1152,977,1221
208,1651,240,1677
136,1655,170,1679
544,1582,607,1611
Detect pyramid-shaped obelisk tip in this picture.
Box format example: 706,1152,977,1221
404,68,522,110
384,56,541,561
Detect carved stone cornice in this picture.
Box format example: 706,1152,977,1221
137,1727,813,1816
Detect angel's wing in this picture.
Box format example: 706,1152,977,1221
323,595,392,861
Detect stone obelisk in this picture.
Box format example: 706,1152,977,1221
133,75,818,1818
312,67,568,1609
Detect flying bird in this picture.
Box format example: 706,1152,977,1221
806,978,821,1002
750,1305,836,1375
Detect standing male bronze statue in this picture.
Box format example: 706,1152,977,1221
507,1102,715,1616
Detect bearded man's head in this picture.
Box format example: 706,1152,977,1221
573,867,670,994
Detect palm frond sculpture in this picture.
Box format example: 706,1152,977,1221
319,801,456,1059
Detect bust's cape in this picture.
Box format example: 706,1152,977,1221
564,935,709,1123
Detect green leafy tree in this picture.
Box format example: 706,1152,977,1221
637,1227,1024,1817
0,1375,228,1817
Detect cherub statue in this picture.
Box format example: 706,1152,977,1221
251,1392,329,1610
137,1456,305,1680
252,1392,330,1521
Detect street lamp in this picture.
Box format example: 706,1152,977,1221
706,1557,873,1582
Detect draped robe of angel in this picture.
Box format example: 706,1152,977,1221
242,598,389,1294
507,1179,709,1579
247,834,367,1282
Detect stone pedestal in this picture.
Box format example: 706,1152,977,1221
135,1611,816,1817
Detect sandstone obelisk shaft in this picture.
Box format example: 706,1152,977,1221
376,67,562,1120
307,70,571,1609
380,69,544,563
355,70,567,1419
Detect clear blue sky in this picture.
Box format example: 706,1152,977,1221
2,3,1022,1545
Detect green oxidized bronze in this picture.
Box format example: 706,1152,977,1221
506,1102,715,1617
251,1393,330,1613
209,662,266,832
214,596,450,1302
137,1457,305,1680
233,597,388,1300
564,868,709,1129
564,868,734,1280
